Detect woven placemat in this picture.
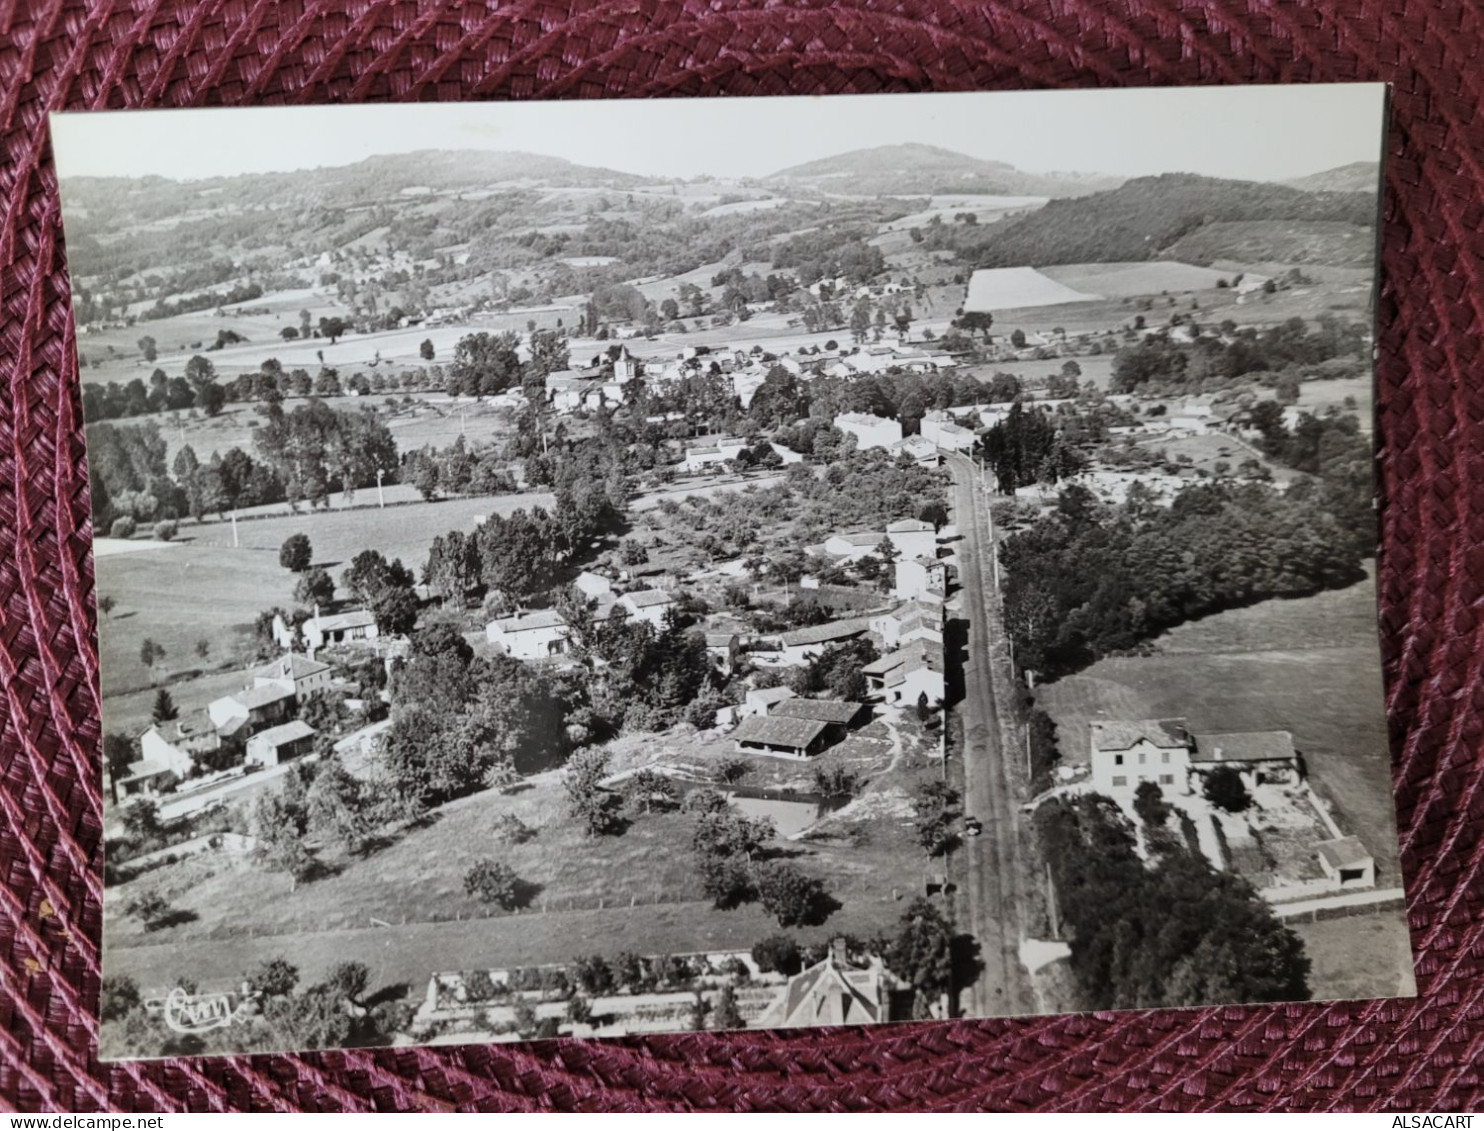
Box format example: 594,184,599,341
1,0,1479,1112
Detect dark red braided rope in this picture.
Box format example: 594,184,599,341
1,0,1479,1112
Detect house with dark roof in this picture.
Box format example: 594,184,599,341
777,617,874,665
769,699,866,726
245,720,318,768
731,714,835,759
124,710,222,796
768,698,867,748
300,607,380,656
207,684,295,735
253,653,333,701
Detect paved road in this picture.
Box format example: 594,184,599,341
946,453,1036,1018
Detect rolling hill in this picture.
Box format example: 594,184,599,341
766,143,1123,198
1282,162,1381,194
965,173,1377,269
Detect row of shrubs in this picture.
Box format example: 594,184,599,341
109,516,179,541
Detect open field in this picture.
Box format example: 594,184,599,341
964,267,1097,312
1035,568,1400,878
1292,912,1417,1002
1134,430,1301,484
105,725,935,990
1040,261,1234,298
105,894,876,1002
102,666,261,738
95,492,552,696
1294,375,1374,428
984,276,1370,339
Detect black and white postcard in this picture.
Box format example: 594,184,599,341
51,84,1412,1059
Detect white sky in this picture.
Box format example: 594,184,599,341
50,84,1387,184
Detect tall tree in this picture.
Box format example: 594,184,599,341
151,688,178,725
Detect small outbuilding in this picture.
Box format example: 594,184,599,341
731,715,834,759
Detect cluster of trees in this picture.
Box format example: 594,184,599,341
746,366,1006,435
91,397,407,530
688,798,835,928
403,435,518,501
555,598,720,735
251,761,356,886
1247,401,1374,550
770,224,887,286
911,779,962,856
1109,317,1370,394
82,355,229,422
339,549,420,635
639,451,946,572
786,638,879,701
1002,479,1368,678
140,280,265,322
252,399,399,509
380,623,577,808
1036,794,1310,1009
981,403,1089,492
445,331,525,397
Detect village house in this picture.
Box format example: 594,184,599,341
755,940,901,1028
862,640,945,707
1088,719,1303,801
1088,719,1190,799
730,714,835,759
893,556,948,602
252,653,333,702
618,588,677,628
485,610,571,659
714,684,795,729
705,632,742,676
870,601,944,650
885,518,937,561
245,720,318,768
919,411,978,454
682,437,749,473
833,412,903,451
888,434,942,467
298,608,380,657
822,532,892,563
121,710,222,794
776,617,874,666
208,684,295,735
574,570,614,599
138,709,221,771
545,371,591,412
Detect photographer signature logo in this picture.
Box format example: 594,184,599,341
144,987,252,1034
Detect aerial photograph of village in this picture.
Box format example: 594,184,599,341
53,86,1414,1059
